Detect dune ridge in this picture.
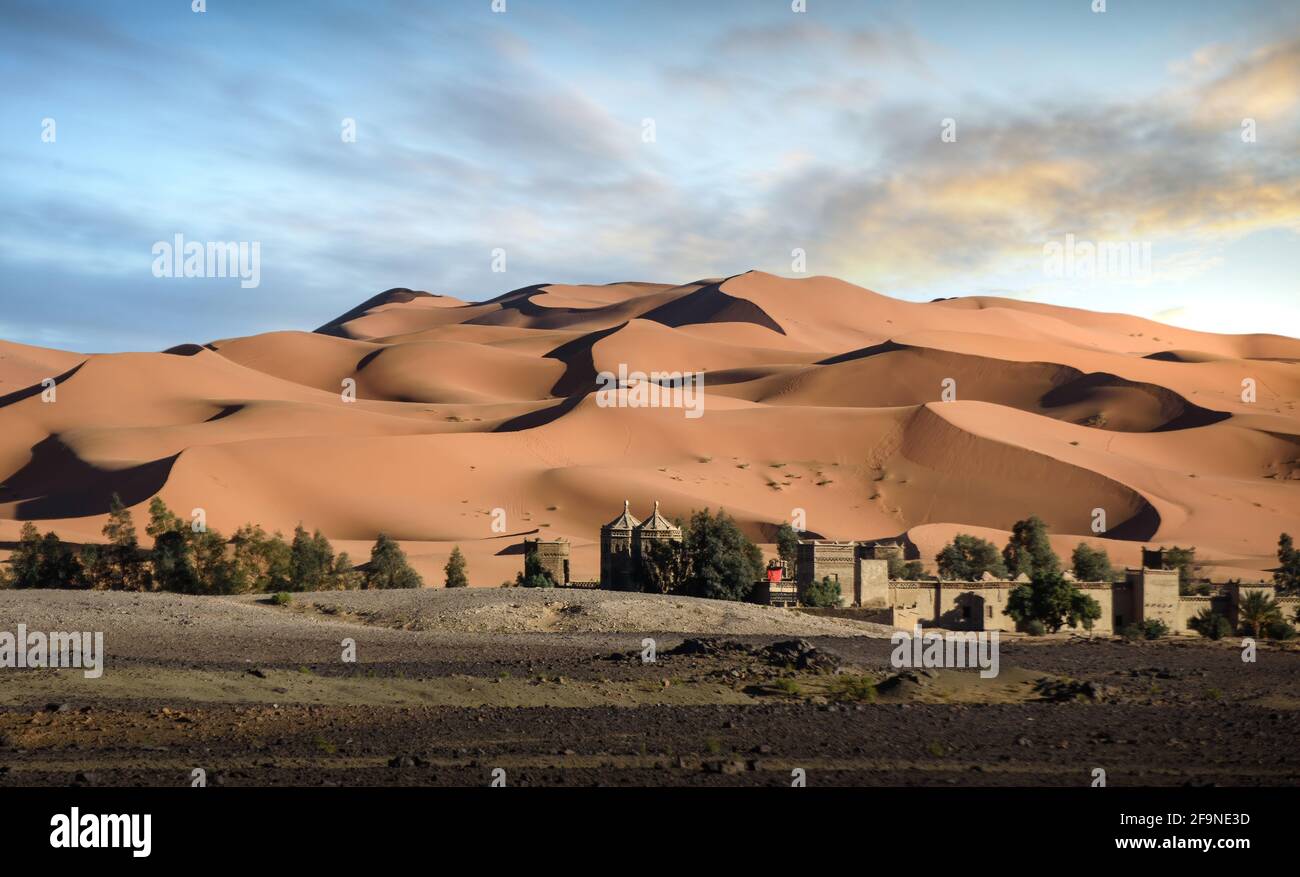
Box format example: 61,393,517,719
1,271,1296,584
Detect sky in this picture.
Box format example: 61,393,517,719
2,0,1299,351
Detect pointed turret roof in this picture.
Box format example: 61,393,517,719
603,499,641,531
636,500,680,534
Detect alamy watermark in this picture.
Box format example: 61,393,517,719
1043,233,1151,282
595,364,704,419
890,625,1000,679
1,625,104,678
152,234,261,288
50,808,150,857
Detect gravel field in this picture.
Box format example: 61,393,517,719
1,589,1297,787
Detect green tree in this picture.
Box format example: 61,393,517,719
775,523,800,571
1002,516,1060,581
289,524,336,591
8,522,45,589
364,533,423,590
1071,542,1115,582
151,528,199,593
1162,546,1200,591
1004,572,1101,633
144,498,240,595
640,538,689,594
888,556,931,580
1275,533,1300,594
331,553,362,590
681,509,763,601
1237,590,1282,638
936,534,1007,581
145,497,185,540
230,525,292,593
101,494,150,591
191,527,239,594
8,524,86,589
444,546,469,588
802,576,841,608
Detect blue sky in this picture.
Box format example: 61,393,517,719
2,0,1298,351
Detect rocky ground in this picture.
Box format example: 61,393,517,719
0,589,1296,787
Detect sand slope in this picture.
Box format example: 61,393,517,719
1,272,1297,583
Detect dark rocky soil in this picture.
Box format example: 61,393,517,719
1,592,1296,787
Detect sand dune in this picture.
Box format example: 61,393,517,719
1,271,1296,584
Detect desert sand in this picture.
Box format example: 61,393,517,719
1,272,1297,583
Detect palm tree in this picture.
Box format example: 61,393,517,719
1237,590,1282,638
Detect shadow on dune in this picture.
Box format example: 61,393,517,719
0,361,86,411
494,533,545,555
204,404,244,423
2,435,177,520
1103,501,1162,542
314,288,443,336
816,339,909,365
493,394,587,433
641,280,786,335
1040,372,1230,431
542,323,623,397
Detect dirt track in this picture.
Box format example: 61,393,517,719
1,590,1297,787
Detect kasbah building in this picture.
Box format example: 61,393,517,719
522,503,1295,636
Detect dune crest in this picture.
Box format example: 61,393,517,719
1,273,1296,584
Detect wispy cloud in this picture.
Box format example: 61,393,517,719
2,0,1298,350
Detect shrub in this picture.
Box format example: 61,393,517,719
515,551,555,588
1264,619,1297,641
1121,619,1168,640
802,576,841,608
1023,619,1047,636
1188,608,1232,640
824,675,877,703
270,592,292,606
1140,619,1169,639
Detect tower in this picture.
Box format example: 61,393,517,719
523,537,570,585
633,500,682,558
600,500,641,590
